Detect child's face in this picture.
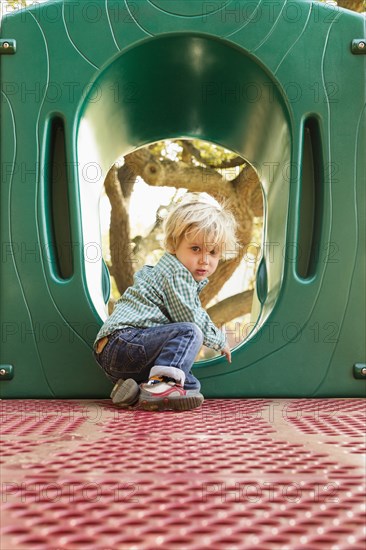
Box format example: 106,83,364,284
173,233,221,282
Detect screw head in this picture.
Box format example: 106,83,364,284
3,42,10,49
0,369,6,376
359,42,365,49
361,367,366,376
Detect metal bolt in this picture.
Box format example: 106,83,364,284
358,42,365,49
3,42,10,49
0,369,6,376
361,367,366,376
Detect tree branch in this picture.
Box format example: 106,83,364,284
181,140,247,169
124,148,232,200
207,290,254,325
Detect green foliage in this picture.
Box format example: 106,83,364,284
2,0,51,16
190,140,241,166
5,0,29,9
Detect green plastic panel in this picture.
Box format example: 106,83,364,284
0,0,365,397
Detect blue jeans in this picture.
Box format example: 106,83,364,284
94,322,203,390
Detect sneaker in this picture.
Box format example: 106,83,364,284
110,378,140,407
139,376,204,411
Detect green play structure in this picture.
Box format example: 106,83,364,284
0,0,365,398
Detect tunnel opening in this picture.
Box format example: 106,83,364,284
76,33,291,360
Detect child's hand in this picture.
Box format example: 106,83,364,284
221,344,231,363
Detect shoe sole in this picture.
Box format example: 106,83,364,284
139,394,204,412
110,379,140,407
110,378,124,401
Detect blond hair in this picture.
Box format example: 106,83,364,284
163,194,238,258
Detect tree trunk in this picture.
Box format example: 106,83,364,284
104,166,134,294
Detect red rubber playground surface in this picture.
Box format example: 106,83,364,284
1,398,365,550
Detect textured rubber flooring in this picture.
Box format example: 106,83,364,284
1,399,365,550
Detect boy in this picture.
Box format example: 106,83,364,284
93,195,238,411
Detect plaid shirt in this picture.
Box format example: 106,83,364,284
95,252,226,351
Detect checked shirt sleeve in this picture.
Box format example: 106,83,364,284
163,269,226,351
